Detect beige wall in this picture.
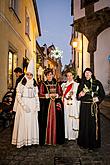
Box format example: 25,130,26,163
94,27,110,94
74,33,90,78
0,0,40,101
83,35,90,71
73,0,85,20
73,0,110,20
94,0,110,12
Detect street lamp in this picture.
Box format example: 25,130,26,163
71,38,79,49
70,35,83,76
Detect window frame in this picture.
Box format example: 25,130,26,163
8,50,18,89
25,7,31,40
9,0,21,23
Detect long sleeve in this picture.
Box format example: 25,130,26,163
15,83,30,113
39,83,46,98
57,83,63,97
16,83,25,107
97,80,105,103
76,82,84,101
34,86,40,111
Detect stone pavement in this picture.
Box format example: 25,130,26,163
0,115,110,165
0,97,110,165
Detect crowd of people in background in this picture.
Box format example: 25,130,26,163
11,59,105,151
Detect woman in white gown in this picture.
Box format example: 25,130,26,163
62,71,80,140
12,59,40,148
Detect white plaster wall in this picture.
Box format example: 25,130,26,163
74,0,85,20
73,0,110,20
77,34,90,77
83,35,90,71
94,28,110,95
94,0,110,12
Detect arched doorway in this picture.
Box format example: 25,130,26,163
94,27,110,95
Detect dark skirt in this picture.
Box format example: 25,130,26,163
77,102,101,149
39,98,65,145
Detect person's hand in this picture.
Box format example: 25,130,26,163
23,105,31,113
49,94,57,97
49,94,57,100
79,91,85,97
93,97,99,103
33,106,40,112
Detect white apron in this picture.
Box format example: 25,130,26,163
62,81,80,140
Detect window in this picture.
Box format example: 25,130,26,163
9,0,18,13
81,0,99,9
9,0,21,23
25,8,30,39
8,51,17,89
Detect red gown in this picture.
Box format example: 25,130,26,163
39,79,65,145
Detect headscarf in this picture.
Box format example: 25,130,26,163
82,68,95,80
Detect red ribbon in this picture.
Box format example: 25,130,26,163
62,83,73,102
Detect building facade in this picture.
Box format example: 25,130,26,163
0,0,41,101
71,0,110,94
40,44,63,81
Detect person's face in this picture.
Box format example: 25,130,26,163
67,72,73,82
26,72,33,80
15,72,22,78
46,72,53,81
85,71,92,80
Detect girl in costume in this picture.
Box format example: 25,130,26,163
12,59,40,148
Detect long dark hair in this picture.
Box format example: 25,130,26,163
21,77,37,87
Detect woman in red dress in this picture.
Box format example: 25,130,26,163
39,68,65,145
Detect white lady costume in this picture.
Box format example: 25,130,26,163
62,80,80,140
12,60,40,148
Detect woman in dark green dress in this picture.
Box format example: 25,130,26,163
77,68,105,149
39,68,65,145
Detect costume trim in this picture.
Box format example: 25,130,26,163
46,99,56,144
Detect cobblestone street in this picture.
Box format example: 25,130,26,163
0,113,110,165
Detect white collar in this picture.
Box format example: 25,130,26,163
66,80,74,86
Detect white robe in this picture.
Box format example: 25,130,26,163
12,79,40,148
62,81,80,140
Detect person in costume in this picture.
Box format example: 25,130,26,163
76,68,105,149
61,71,80,141
39,68,65,145
12,59,40,148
